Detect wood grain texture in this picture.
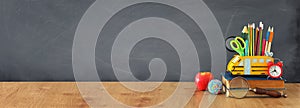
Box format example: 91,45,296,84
0,82,299,108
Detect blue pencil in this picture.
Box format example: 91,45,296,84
245,40,249,56
264,26,271,55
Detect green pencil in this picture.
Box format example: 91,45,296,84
259,22,264,56
242,26,248,56
241,26,248,40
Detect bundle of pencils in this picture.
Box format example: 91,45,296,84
242,22,274,56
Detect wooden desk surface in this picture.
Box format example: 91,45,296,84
1,82,299,108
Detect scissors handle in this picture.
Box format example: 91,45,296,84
230,37,245,56
230,41,239,50
235,37,246,49
230,41,244,56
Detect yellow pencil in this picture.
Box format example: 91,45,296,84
249,24,252,56
252,23,255,56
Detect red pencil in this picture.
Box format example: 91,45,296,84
262,39,266,56
255,27,259,56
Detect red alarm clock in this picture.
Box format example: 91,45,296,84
267,61,283,78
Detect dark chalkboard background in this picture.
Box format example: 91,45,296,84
0,0,299,82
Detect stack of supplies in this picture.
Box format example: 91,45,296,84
224,21,286,98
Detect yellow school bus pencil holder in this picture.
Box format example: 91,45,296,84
227,55,274,76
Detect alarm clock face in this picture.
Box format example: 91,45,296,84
269,65,282,78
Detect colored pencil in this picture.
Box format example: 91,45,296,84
262,39,266,56
242,26,248,40
255,27,259,55
264,26,271,55
252,23,255,56
247,24,250,56
267,27,274,53
245,40,249,56
259,22,264,56
242,26,248,56
249,24,253,56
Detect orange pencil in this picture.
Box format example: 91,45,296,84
267,27,274,53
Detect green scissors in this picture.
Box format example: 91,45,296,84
230,37,246,56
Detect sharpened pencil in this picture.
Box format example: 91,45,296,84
242,26,248,40
255,27,259,55
262,39,266,56
252,23,255,56
265,26,271,55
249,24,253,56
267,27,274,53
259,22,264,56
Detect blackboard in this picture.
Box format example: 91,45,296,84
0,0,299,82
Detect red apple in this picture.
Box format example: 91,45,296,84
195,72,214,91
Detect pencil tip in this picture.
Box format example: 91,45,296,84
259,22,263,28
242,26,247,33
